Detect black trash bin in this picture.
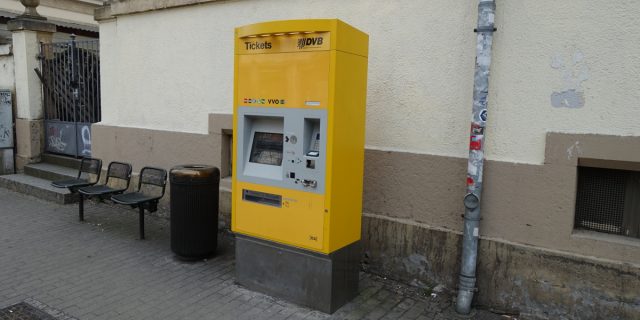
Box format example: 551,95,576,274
169,165,220,260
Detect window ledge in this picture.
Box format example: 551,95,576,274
572,229,640,248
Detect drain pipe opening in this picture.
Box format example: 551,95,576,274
455,0,496,315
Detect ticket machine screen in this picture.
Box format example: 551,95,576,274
249,132,283,166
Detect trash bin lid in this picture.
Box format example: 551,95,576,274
170,165,220,184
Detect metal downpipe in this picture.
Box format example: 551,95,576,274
455,0,496,315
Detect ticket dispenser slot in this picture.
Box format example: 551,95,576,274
242,189,282,207
232,19,368,314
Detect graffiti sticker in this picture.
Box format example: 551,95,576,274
471,123,484,135
479,109,488,122
470,135,483,151
467,176,474,186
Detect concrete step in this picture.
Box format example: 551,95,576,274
24,162,78,182
0,174,78,204
41,153,81,169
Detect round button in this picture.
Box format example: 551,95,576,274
290,135,297,144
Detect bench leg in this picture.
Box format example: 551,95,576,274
79,193,84,222
139,206,145,240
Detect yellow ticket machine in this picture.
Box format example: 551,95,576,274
232,19,368,313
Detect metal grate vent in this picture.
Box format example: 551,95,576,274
575,166,640,238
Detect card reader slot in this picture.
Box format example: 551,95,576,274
243,189,282,207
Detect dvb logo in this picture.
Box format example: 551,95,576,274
297,37,324,49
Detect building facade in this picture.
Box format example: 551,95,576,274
93,1,640,318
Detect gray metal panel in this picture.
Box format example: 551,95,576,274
0,148,14,174
0,90,13,149
235,235,360,314
236,107,328,194
45,120,77,156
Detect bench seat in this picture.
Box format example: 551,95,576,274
76,161,133,223
78,184,127,196
51,178,93,189
111,192,158,205
110,167,167,240
51,157,102,192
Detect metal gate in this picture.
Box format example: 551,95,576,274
37,36,100,157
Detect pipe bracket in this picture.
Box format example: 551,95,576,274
474,27,497,33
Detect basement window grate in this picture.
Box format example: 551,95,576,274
0,302,56,320
575,166,640,239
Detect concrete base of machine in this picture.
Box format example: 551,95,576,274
235,235,361,314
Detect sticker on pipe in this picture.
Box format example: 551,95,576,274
479,109,487,122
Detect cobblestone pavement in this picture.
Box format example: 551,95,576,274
0,188,504,320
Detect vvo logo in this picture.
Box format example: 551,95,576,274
244,98,286,105
297,37,324,49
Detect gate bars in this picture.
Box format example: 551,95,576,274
37,35,101,124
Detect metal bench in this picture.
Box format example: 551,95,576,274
51,157,102,192
111,167,167,240
77,161,132,222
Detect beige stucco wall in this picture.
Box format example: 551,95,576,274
94,0,640,257
98,0,640,165
92,121,640,266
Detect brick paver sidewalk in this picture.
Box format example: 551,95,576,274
0,188,503,320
